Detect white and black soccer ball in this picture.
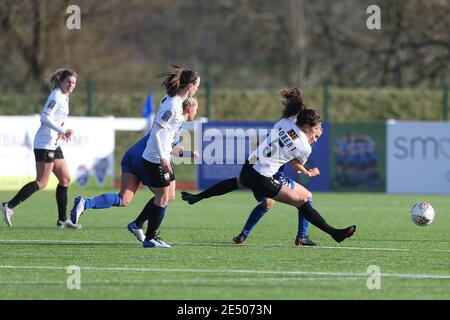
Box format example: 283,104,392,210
411,202,435,226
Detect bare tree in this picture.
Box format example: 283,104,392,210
0,0,448,91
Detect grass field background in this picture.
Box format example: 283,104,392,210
0,190,449,300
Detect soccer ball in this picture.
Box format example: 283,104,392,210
410,202,435,226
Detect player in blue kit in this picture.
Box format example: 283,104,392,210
70,96,199,242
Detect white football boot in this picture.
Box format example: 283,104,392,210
57,219,82,229
70,196,86,224
1,202,13,227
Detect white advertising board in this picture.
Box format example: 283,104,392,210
387,121,450,194
0,116,115,190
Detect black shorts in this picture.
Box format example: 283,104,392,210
239,161,283,199
143,159,175,188
34,147,64,163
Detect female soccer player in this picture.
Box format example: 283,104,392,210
181,89,319,246
182,164,318,246
2,68,79,229
139,65,200,248
239,106,356,243
70,96,199,243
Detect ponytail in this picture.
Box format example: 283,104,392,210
280,88,305,119
296,108,321,127
44,68,77,91
158,64,199,97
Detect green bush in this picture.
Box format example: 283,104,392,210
1,87,444,120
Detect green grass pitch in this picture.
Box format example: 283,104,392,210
0,190,449,300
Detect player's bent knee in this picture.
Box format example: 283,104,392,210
293,193,311,207
154,199,166,207
36,179,49,189
60,177,71,187
155,195,171,207
121,198,131,207
263,198,275,209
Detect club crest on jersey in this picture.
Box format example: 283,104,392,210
272,179,281,186
46,100,57,110
161,110,172,122
287,129,299,140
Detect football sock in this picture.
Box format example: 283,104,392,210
144,198,166,240
134,198,154,229
298,201,337,236
298,202,356,242
56,185,68,221
84,193,122,209
134,201,167,229
7,181,39,209
195,178,238,201
241,201,269,237
297,197,312,238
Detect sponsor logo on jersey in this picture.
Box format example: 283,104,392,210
46,100,57,110
161,110,172,122
287,129,299,140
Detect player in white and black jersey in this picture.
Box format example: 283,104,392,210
140,65,200,248
1,68,80,229
69,97,199,244
240,107,356,243
181,89,320,246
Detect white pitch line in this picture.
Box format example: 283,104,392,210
0,265,449,280
0,277,363,286
314,245,450,253
0,239,132,244
173,243,450,253
0,239,448,253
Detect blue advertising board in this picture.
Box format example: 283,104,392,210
197,121,330,191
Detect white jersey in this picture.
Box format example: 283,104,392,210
251,118,311,177
34,88,69,150
142,95,184,163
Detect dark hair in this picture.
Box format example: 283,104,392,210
280,88,305,119
158,64,199,97
296,108,321,127
45,68,77,91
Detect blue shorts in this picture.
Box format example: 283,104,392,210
120,150,151,187
252,172,295,202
